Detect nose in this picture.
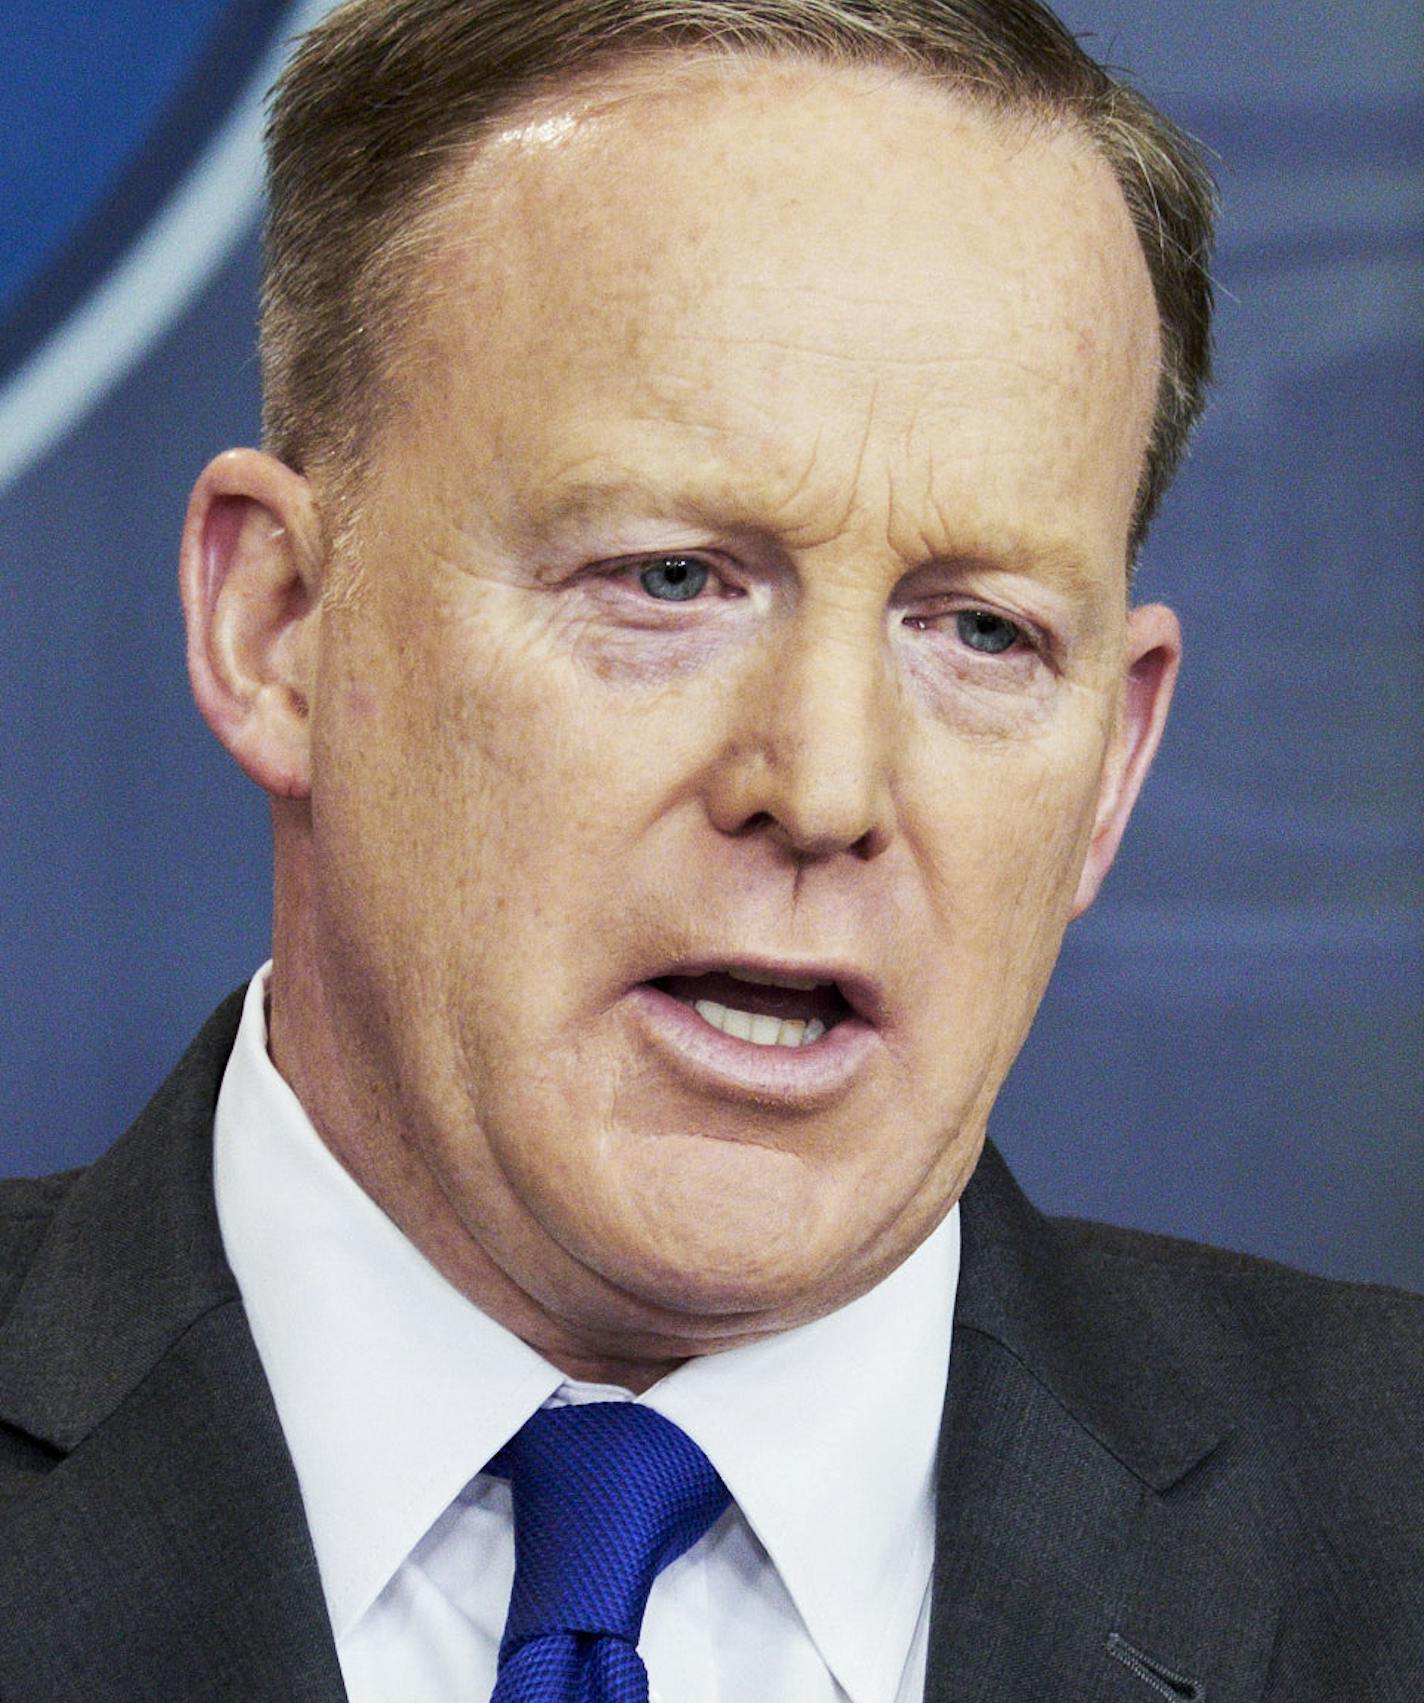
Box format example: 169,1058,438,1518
703,604,896,863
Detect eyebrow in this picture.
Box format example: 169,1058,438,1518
949,539,1113,598
515,475,1119,600
516,473,762,543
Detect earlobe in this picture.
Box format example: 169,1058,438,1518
1070,602,1181,918
179,448,323,799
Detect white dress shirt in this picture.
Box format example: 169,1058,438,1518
214,966,958,1702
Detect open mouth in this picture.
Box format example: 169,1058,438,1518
646,967,855,1049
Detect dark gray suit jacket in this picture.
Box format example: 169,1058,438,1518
2,992,1421,1700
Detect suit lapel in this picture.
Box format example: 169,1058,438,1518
0,995,346,1702
924,1145,1281,1702
1,1003,1291,1700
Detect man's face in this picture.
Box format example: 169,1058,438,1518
299,60,1164,1357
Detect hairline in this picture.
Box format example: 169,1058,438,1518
287,42,1178,581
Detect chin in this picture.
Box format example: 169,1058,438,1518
587,1250,841,1345
558,1140,870,1324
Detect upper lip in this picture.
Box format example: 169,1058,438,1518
641,954,886,1028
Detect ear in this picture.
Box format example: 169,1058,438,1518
1070,601,1181,918
179,449,323,800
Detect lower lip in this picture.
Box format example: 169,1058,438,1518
623,982,880,1108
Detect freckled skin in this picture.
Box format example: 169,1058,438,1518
258,59,1176,1388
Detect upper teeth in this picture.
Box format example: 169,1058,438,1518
725,966,823,991
695,1001,827,1048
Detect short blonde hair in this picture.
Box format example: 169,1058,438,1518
262,0,1215,556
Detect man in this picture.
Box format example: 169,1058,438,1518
1,1,1419,1699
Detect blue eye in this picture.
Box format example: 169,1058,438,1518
638,556,709,601
956,609,1021,654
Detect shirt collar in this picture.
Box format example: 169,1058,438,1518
215,965,957,1702
647,1212,956,1703
215,968,562,1638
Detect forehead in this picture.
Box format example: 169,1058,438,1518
391,56,1160,567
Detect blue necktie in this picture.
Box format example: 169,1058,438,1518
488,1402,731,1702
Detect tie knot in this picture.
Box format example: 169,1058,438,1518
491,1402,730,1662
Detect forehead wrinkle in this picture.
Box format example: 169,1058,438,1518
500,374,858,553
867,430,1117,600
614,345,1036,550
504,455,1112,616
658,327,1069,378
911,519,1113,607
501,352,1120,577
513,454,865,558
411,56,1157,585
615,257,1103,377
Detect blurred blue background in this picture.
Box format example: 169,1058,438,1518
2,2,1420,1290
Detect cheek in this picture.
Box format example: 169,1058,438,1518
387,609,722,930
911,721,1109,970
380,606,596,838
893,740,1104,1134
